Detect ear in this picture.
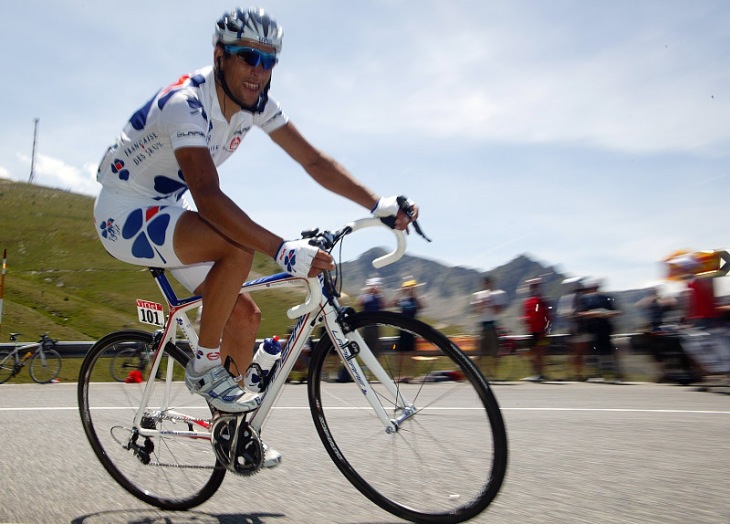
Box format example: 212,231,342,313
214,46,224,71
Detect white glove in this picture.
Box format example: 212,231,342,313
275,239,320,277
371,196,401,218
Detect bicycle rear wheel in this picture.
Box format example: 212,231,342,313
77,330,224,510
308,311,508,523
0,351,15,383
30,349,61,383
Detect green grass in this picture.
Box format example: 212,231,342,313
0,180,337,342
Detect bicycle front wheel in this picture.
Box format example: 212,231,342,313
308,311,508,523
0,351,15,383
77,330,224,510
30,349,61,383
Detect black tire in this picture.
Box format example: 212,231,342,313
77,330,224,510
29,349,62,383
308,311,508,523
0,351,15,383
110,347,146,382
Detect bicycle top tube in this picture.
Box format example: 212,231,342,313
147,268,201,309
146,215,414,319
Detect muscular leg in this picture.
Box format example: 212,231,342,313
173,211,259,371
220,293,261,374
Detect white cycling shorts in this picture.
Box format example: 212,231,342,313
93,188,212,292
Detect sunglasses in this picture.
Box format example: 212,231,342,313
223,45,278,70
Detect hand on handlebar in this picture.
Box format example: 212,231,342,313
275,239,334,278
371,195,430,242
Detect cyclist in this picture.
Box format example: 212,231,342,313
92,6,417,464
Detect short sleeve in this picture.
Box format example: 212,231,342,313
159,90,210,150
255,96,289,134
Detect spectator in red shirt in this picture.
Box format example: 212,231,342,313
685,276,720,329
522,278,552,382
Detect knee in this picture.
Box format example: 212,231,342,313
229,294,261,330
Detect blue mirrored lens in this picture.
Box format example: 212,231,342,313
223,46,278,70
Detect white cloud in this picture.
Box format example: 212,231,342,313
0,166,10,180
16,153,99,196
278,1,730,157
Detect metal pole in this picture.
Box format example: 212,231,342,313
28,118,39,184
0,249,6,335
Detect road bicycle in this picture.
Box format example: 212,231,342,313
0,333,62,384
77,212,508,523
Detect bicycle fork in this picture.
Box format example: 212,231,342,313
324,310,417,434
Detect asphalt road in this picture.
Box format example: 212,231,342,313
1,380,729,524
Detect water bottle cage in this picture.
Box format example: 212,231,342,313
244,360,280,392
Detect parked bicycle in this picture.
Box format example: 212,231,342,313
77,211,508,523
110,343,152,382
0,333,62,384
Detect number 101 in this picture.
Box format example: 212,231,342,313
139,309,162,326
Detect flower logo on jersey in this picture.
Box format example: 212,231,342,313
283,249,297,273
111,159,130,181
99,218,120,241
122,206,172,262
153,170,188,201
186,95,208,123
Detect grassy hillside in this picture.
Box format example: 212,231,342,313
0,179,318,342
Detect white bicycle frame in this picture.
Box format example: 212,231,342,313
3,338,49,366
135,218,414,441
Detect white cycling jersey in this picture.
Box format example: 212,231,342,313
94,65,288,290
97,65,287,199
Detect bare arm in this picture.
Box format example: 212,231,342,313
174,146,283,258
270,122,379,211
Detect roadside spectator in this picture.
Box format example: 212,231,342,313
557,277,590,381
634,286,694,383
357,277,385,355
635,286,676,333
470,276,508,377
389,278,424,352
577,278,624,383
684,276,721,330
522,278,552,382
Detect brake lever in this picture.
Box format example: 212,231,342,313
396,195,432,243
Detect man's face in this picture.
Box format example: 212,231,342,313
216,40,277,107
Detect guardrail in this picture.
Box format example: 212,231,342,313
0,333,649,358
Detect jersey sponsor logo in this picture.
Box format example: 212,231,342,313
121,206,172,263
99,218,121,242
153,170,188,201
111,159,130,181
176,130,206,139
229,136,241,151
122,132,165,167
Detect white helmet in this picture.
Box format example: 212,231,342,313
214,7,283,53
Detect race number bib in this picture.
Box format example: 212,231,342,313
136,299,164,327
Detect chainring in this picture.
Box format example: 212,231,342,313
211,413,263,476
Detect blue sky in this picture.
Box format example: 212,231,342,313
2,1,729,293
